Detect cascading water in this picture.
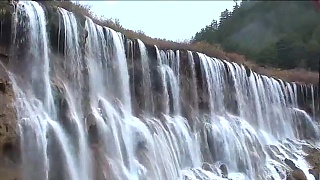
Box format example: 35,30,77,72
137,39,154,115
10,2,79,180
3,1,320,180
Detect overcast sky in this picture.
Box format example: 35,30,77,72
77,1,236,41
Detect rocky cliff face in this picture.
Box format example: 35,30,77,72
0,50,20,180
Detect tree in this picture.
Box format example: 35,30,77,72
192,1,320,71
209,20,218,30
219,9,231,27
113,18,121,28
233,0,240,12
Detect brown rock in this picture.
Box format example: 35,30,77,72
305,147,320,180
290,169,307,180
302,144,318,154
284,158,307,180
0,63,21,179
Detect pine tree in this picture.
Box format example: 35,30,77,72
219,9,230,27
209,20,218,30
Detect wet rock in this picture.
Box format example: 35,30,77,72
91,144,118,180
287,169,307,180
302,144,317,154
86,113,97,128
201,162,214,172
0,44,9,64
135,142,154,179
284,158,298,170
178,51,201,130
113,98,125,118
305,147,320,180
84,29,88,40
0,64,21,180
196,128,212,164
272,164,287,179
295,84,320,117
284,158,307,180
127,54,146,116
270,145,282,155
134,130,148,154
85,113,98,144
302,144,319,154
244,65,251,77
219,163,228,178
0,4,12,49
308,169,319,180
292,109,319,140
266,145,282,163
53,83,78,137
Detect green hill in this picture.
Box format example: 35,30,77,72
192,1,320,71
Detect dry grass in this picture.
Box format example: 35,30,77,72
54,1,319,85
255,67,319,84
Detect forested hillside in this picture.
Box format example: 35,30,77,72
192,0,320,71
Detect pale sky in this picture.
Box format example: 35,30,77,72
77,1,236,41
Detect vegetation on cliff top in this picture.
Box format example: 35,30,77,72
193,0,320,72
0,0,319,84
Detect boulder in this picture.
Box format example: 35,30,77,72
290,169,307,180
284,158,307,180
219,163,228,179
308,169,319,180
201,162,214,173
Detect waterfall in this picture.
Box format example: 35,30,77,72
3,1,320,180
137,39,154,115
